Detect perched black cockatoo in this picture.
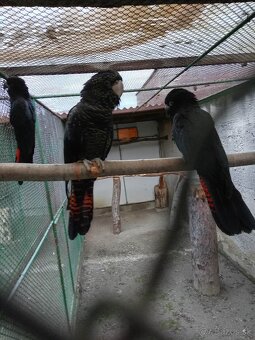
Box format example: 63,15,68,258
165,88,255,236
4,76,36,185
64,70,123,240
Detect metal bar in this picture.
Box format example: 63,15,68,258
34,98,60,118
32,77,253,100
52,220,72,332
0,151,254,181
7,221,54,302
6,201,66,301
2,53,255,77
35,102,71,332
34,98,54,218
138,10,255,109
112,136,168,146
61,208,75,294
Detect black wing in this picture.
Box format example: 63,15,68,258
173,108,232,195
10,98,35,157
64,105,85,164
173,109,214,169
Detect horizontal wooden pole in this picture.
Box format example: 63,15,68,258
0,151,255,182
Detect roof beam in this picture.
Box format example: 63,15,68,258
59,106,166,123
1,53,254,77
109,106,166,124
0,1,243,7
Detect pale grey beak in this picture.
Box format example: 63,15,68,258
112,80,124,98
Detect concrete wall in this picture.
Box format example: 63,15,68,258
202,81,255,280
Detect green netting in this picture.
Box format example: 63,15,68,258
0,93,82,339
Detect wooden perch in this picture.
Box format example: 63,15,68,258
0,151,254,182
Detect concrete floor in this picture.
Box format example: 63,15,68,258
76,204,255,340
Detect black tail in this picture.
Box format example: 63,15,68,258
68,179,95,240
65,181,70,209
200,177,255,235
15,147,34,185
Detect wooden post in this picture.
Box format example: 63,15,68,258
112,177,121,234
188,175,220,296
154,175,169,209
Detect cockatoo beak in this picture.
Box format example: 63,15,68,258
112,80,124,98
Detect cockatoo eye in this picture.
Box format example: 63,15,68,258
3,81,8,90
165,101,173,110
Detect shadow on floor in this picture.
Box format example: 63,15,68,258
76,206,255,340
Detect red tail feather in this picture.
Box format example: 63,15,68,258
15,148,21,163
200,177,216,212
82,191,93,221
68,179,95,239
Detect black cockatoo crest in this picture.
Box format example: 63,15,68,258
80,70,123,110
165,88,198,122
4,76,30,100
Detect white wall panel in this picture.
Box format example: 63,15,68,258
93,121,160,206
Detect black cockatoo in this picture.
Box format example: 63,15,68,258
64,70,123,240
165,88,255,236
4,76,36,185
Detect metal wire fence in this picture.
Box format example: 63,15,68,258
0,88,82,339
1,83,254,340
0,1,255,339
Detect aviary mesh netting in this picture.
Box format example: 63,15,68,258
0,1,255,339
0,2,255,114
